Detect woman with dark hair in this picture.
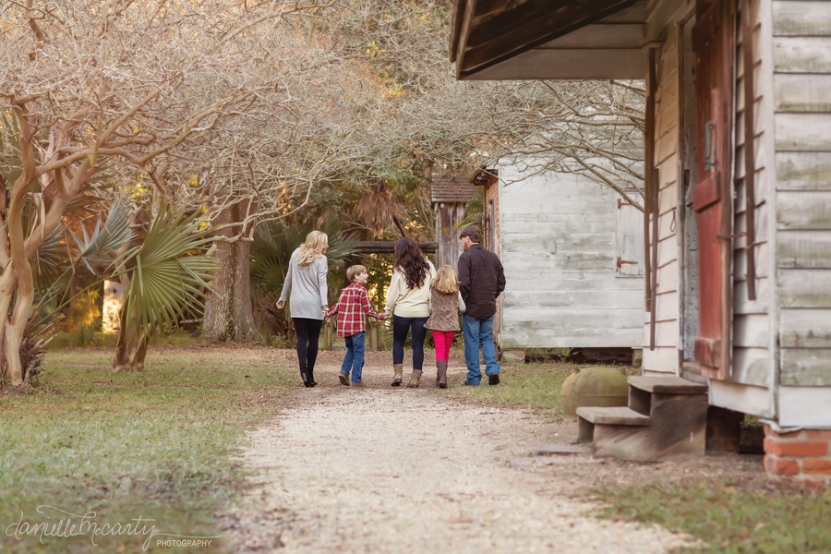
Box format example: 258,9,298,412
384,238,436,387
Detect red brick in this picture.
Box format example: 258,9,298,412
764,438,828,458
795,478,829,490
803,459,831,476
805,430,831,440
764,425,802,439
765,455,800,476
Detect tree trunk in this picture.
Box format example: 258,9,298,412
112,299,137,371
202,198,260,342
131,333,150,370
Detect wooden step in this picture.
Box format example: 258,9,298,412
576,406,651,426
628,375,708,395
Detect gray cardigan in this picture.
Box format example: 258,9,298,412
278,249,329,320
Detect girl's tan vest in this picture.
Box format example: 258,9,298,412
425,289,461,332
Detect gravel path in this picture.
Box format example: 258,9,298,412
224,361,689,553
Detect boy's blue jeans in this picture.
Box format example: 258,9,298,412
462,314,500,386
342,332,366,383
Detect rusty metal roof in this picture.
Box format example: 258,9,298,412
431,175,478,203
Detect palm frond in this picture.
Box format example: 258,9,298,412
250,217,357,302
120,206,218,332
70,195,134,273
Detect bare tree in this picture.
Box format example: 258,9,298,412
0,0,334,380
1,0,646,378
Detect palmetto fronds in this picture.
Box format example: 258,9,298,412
70,198,134,274
118,206,217,332
250,217,357,302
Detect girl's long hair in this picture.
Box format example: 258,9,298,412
394,238,430,290
432,265,459,294
297,230,329,268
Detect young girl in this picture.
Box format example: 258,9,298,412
424,265,466,389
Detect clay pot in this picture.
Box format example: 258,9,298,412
560,367,629,416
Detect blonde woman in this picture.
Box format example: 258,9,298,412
425,265,466,388
277,230,329,387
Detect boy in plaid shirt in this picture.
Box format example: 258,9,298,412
324,265,385,386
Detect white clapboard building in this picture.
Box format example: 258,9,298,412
474,163,645,358
451,0,831,483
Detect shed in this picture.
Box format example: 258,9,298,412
450,0,831,485
476,163,645,356
431,174,479,269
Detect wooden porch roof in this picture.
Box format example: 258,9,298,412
450,0,653,80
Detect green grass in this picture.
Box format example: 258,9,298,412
444,361,576,418
0,348,295,553
45,330,201,349
592,481,831,553
451,361,831,553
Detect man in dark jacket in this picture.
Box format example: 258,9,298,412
458,225,506,386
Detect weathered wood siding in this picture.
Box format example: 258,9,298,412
729,0,775,391
773,0,831,424
435,203,467,270
643,26,682,374
496,164,645,349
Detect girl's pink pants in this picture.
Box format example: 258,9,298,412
433,331,456,362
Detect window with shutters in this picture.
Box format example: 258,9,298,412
615,194,645,277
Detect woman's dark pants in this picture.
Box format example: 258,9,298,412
292,318,322,386
392,316,428,370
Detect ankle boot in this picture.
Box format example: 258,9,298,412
407,370,423,388
391,364,403,387
436,360,447,389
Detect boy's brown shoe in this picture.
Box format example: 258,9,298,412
350,381,366,388
338,372,350,386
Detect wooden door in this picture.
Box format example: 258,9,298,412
691,0,735,379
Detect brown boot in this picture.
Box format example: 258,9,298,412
407,370,423,388
391,364,403,387
436,360,447,389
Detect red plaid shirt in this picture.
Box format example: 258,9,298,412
324,282,383,337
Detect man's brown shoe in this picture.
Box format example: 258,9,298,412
339,372,350,386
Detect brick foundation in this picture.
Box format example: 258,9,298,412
763,425,831,488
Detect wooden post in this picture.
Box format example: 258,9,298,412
323,319,333,350
741,0,757,301
645,46,658,351
369,318,379,352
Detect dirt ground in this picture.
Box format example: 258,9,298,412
222,351,768,553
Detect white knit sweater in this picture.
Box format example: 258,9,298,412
384,261,436,318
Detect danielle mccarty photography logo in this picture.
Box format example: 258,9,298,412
5,506,222,550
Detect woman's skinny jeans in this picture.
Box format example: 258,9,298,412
392,315,428,370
